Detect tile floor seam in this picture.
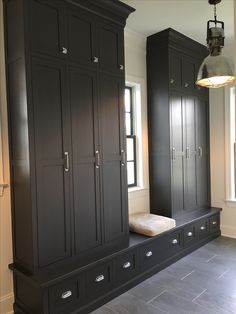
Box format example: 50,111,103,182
216,269,229,279
180,270,195,280
206,254,217,262
191,288,207,302
147,289,167,304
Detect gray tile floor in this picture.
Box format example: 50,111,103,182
92,236,236,314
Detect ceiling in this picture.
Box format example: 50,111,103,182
121,0,234,46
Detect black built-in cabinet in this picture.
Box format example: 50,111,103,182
147,28,211,218
4,0,134,275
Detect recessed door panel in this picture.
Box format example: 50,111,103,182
69,67,102,254
32,58,70,267
169,52,182,90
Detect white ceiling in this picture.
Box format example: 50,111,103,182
122,0,234,46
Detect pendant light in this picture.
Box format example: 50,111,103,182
196,0,235,88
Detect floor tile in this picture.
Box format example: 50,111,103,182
128,280,166,302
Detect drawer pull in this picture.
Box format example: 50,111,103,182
93,56,99,63
119,64,124,70
200,226,206,230
61,290,72,299
61,47,68,55
172,239,178,245
212,221,217,225
123,261,131,269
170,78,175,84
95,275,105,283
145,251,153,257
187,231,193,237
184,82,189,88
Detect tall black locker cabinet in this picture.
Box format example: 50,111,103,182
3,0,134,313
147,28,211,218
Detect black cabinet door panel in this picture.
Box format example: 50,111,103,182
169,52,182,90
32,58,70,268
99,23,124,75
100,75,128,243
69,67,102,255
29,0,66,58
68,8,96,68
182,57,195,90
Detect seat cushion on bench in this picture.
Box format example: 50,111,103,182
129,213,176,237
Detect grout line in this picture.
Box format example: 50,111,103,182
206,254,217,263
217,269,229,280
192,289,207,303
181,270,195,280
147,289,167,304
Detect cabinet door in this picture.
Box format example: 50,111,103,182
98,23,124,76
183,96,197,210
69,67,102,255
99,75,128,243
29,0,66,59
170,95,184,215
32,58,71,268
169,51,182,90
196,97,210,207
67,8,96,68
182,57,195,90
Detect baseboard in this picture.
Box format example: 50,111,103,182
0,292,14,314
221,224,236,239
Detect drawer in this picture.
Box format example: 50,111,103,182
161,230,183,258
209,214,220,233
86,262,112,299
183,224,197,247
197,218,209,239
139,238,162,271
49,278,79,313
114,250,137,284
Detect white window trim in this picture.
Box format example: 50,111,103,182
225,85,236,205
125,75,149,193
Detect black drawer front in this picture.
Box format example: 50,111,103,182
49,278,79,313
114,250,137,283
161,230,183,258
86,262,112,299
139,238,162,271
209,214,220,233
197,218,209,239
184,224,197,247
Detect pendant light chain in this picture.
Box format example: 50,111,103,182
214,4,217,24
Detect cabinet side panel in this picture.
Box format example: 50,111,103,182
4,0,34,271
146,45,172,216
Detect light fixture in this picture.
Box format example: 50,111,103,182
196,0,235,88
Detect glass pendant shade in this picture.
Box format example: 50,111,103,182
196,54,235,88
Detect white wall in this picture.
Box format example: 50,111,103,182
0,2,14,313
124,29,150,215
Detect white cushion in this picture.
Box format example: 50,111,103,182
129,213,176,237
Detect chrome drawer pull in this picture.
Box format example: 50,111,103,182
172,239,178,245
145,251,153,257
123,262,131,269
61,47,68,55
200,226,206,230
64,152,69,172
95,150,100,169
212,221,217,225
61,290,72,299
95,275,105,282
187,232,193,237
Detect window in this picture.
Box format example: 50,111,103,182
225,86,236,201
125,86,137,187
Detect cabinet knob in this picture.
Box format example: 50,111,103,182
212,221,217,225
170,78,175,84
200,226,206,230
145,251,153,257
184,82,189,88
95,274,105,282
61,290,72,299
187,231,193,237
93,56,99,63
119,64,124,70
61,47,68,55
123,261,131,269
172,239,178,245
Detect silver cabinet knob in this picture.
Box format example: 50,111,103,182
61,290,72,299
184,82,189,88
212,221,217,225
123,261,131,269
93,56,99,63
187,232,193,237
61,47,68,55
172,239,178,245
200,226,206,230
119,64,124,70
170,78,175,84
146,251,153,257
95,274,105,282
